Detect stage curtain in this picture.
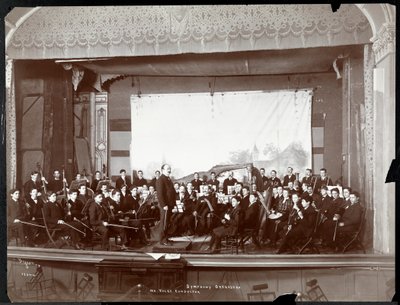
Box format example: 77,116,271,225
130,90,312,180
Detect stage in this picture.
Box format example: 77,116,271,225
7,245,394,302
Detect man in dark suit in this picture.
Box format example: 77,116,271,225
90,171,102,192
301,168,314,188
321,190,362,248
259,168,269,191
277,194,317,253
133,170,147,187
269,170,282,188
115,169,131,190
191,172,202,192
47,169,67,195
283,167,296,186
223,171,238,194
314,168,333,193
156,164,176,245
7,188,29,246
150,170,161,190
88,192,109,250
207,172,220,192
241,186,251,210
243,194,261,248
24,171,44,200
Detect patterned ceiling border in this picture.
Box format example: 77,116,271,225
8,5,372,59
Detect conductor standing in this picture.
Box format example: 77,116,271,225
156,164,176,246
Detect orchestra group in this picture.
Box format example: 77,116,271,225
7,165,364,254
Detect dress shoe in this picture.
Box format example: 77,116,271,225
161,241,169,246
74,243,81,250
120,244,128,250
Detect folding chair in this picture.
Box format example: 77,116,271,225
247,283,276,301
305,279,328,301
337,207,366,254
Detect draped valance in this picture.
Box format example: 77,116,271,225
7,4,372,59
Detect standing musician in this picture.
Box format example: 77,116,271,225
314,168,333,193
207,172,220,192
24,171,45,199
43,191,85,250
116,169,131,190
7,188,29,246
301,168,314,188
283,167,296,186
133,170,148,187
208,196,244,254
222,172,238,194
150,170,161,190
268,170,282,188
191,172,202,192
88,192,109,251
155,164,176,246
259,168,269,191
276,194,317,254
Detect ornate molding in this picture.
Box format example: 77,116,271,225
372,22,395,64
8,5,371,59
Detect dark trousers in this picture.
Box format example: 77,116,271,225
93,225,109,250
7,223,25,245
159,206,172,243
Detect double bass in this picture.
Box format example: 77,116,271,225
36,162,47,195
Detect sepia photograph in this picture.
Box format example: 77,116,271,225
3,3,396,302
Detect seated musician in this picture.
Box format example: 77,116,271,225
73,173,90,188
194,185,218,235
119,184,129,208
168,185,191,236
43,191,85,250
241,186,250,210
67,189,90,246
26,187,46,244
320,190,363,249
315,185,332,211
276,194,317,254
78,183,92,205
342,186,352,206
186,182,197,200
47,169,68,195
173,182,180,196
106,189,128,250
129,189,153,246
232,182,243,198
243,194,261,248
115,169,131,190
88,192,109,251
90,171,102,192
125,186,140,213
7,188,29,246
263,188,292,248
23,171,44,200
307,184,320,205
99,181,110,198
208,196,244,254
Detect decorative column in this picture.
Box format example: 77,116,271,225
6,57,17,190
371,22,395,254
95,93,108,177
89,92,96,171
